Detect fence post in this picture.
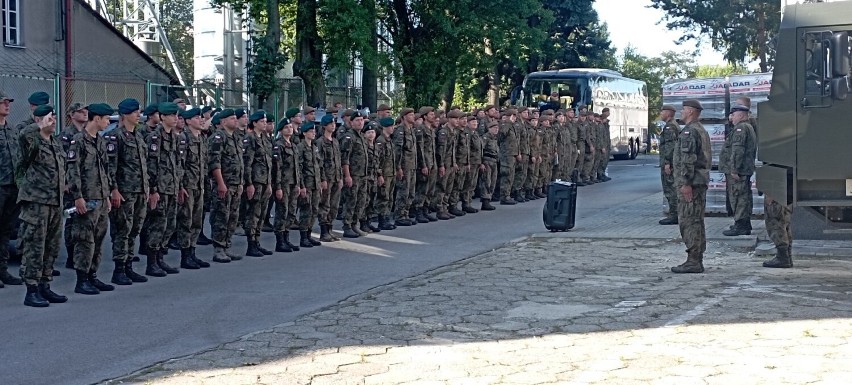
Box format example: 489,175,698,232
54,73,63,129
145,81,152,106
215,85,223,108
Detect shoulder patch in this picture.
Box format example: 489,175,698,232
107,142,116,154
67,150,77,160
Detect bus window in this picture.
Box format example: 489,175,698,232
524,78,590,110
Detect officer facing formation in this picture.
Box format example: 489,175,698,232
658,105,680,225
721,104,757,237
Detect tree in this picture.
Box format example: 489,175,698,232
294,0,327,106
693,64,751,78
649,0,780,72
159,0,194,83
618,46,696,125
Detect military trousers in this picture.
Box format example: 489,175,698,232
109,192,148,262
599,149,610,176
539,157,552,187
498,157,517,200
728,176,753,224
677,186,707,256
342,176,368,226
365,178,377,219
574,149,585,181
176,188,204,249
376,175,396,217
414,166,437,211
393,169,416,219
245,183,273,241
449,166,467,207
514,157,529,193
63,192,75,258
69,200,108,273
19,201,62,285
764,198,792,249
524,160,538,190
298,187,320,231
318,180,342,226
436,167,456,213
0,185,20,273
210,185,241,249
273,184,300,232
582,147,596,181
143,193,177,251
661,169,678,218
479,162,498,200
463,165,480,206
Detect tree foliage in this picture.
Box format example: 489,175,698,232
649,0,780,72
617,47,694,126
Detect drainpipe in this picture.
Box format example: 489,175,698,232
64,0,72,78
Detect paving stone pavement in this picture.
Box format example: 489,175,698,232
104,234,852,385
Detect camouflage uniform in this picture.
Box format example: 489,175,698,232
524,123,541,193
434,124,457,215
375,131,396,220
480,131,499,201
725,121,757,228
673,121,712,260
0,119,21,280
59,125,83,266
364,140,380,224
339,129,370,228
498,119,520,201
271,136,301,234
450,125,471,210
208,129,244,250
764,198,792,252
318,134,342,228
176,130,208,249
65,131,113,273
392,122,417,221
582,120,598,182
297,139,322,231
141,127,182,252
17,125,65,285
464,126,483,208
598,120,611,178
513,120,530,197
242,131,274,242
573,120,587,181
659,117,681,218
414,123,437,215
106,126,150,263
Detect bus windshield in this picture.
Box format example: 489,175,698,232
523,77,591,110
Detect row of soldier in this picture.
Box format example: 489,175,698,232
0,89,614,307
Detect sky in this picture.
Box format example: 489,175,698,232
593,0,728,66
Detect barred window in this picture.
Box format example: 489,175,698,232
2,0,22,47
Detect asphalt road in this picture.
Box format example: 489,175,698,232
0,156,661,385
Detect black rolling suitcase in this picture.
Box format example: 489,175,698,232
542,180,577,231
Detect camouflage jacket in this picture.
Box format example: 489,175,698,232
528,124,542,159
318,135,342,183
498,120,519,159
243,131,273,186
298,140,322,191
181,130,208,191
435,125,456,169
66,131,113,200
0,120,21,186
106,125,149,194
393,123,417,171
375,133,396,177
659,118,680,167
727,121,757,176
482,132,499,164
208,129,244,187
339,129,369,178
673,121,712,188
455,126,472,166
468,128,483,166
272,136,302,190
59,125,83,155
16,125,65,205
146,126,182,195
517,121,530,157
414,124,436,169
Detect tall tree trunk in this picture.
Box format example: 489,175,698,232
295,0,326,106
485,38,500,106
441,75,456,110
756,8,768,73
256,0,281,110
361,0,378,111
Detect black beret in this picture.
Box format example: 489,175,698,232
87,103,115,117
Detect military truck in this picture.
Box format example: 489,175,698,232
757,0,852,238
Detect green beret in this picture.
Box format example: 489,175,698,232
201,105,213,114
218,108,235,119
276,118,289,133
181,108,201,119
28,92,50,106
285,107,300,119
379,117,395,127
143,103,159,116
211,114,221,126
33,104,54,117
235,108,246,119
118,98,140,114
158,102,179,116
266,114,275,124
87,103,115,117
249,111,267,123
320,115,335,126
300,121,315,133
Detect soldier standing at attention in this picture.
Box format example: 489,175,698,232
514,109,531,203
479,121,499,211
581,112,598,185
0,90,23,288
65,103,116,295
574,111,588,185
208,109,245,263
243,111,275,257
434,111,458,220
107,99,150,285
60,103,88,270
448,109,470,216
463,116,483,213
393,108,418,227
339,112,370,238
140,103,182,277
599,108,612,182
414,107,438,223
272,119,303,252
658,105,681,225
361,125,381,233
525,114,542,200
175,108,210,269
498,109,520,205
17,105,66,307
374,117,398,230
722,104,757,236
670,100,711,274
317,115,342,241
297,121,324,247
139,104,159,139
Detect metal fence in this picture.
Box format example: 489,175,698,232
0,74,59,126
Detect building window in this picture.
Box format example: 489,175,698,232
2,0,22,47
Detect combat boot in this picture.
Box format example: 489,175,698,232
111,261,132,286
38,283,68,303
525,189,537,201
343,224,360,238
299,231,314,248
145,252,167,277
367,220,381,233
196,232,213,246
722,221,751,236
437,211,452,220
88,271,115,291
462,204,479,214
425,209,438,222
329,225,342,240
307,231,322,246
226,248,243,261
125,259,148,282
449,206,466,217
395,216,415,227
74,270,100,295
246,240,264,257
258,241,273,255
190,248,210,268
481,199,496,211
180,248,200,269
24,284,49,307
658,217,678,225
319,225,335,242
671,252,705,274
0,269,23,285
355,222,369,236
284,230,300,251
763,246,793,268
157,249,179,274
379,216,395,231
359,221,373,234
212,247,231,263
386,216,397,229
275,232,293,253
535,188,547,198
